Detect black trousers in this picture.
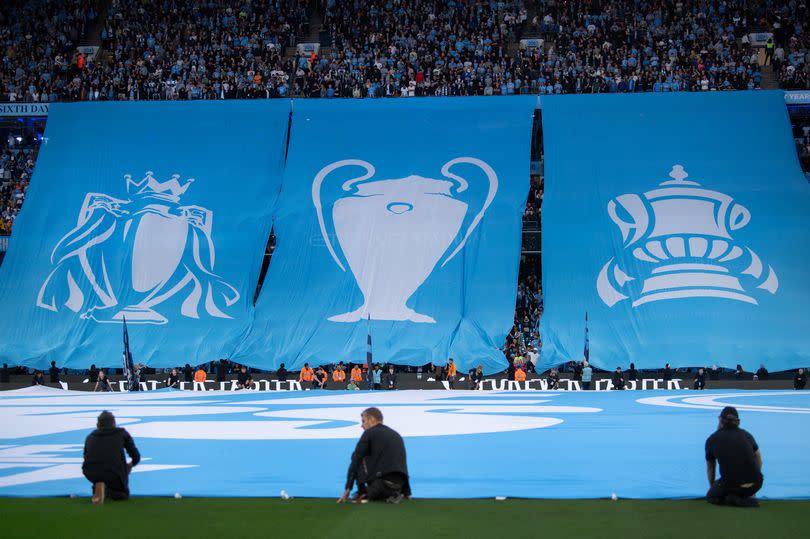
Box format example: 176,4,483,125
707,475,763,506
84,472,130,500
358,476,404,501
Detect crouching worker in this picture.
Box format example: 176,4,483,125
338,407,411,504
705,406,763,507
83,411,140,504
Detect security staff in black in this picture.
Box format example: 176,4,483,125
705,406,763,507
82,411,141,504
338,407,411,504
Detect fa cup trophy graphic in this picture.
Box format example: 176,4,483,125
313,157,498,323
36,171,240,324
597,165,778,307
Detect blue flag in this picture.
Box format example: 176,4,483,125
122,317,138,391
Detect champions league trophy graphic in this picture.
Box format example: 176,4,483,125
36,171,240,324
313,158,498,323
597,165,778,307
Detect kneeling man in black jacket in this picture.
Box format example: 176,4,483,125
82,410,141,504
338,407,411,504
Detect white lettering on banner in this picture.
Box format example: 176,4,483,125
785,91,810,105
61,377,682,391
0,103,50,116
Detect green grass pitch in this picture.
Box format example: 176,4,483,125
1,498,807,538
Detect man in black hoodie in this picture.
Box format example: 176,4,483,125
82,411,141,503
338,407,410,504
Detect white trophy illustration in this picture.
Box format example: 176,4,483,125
597,165,778,307
36,171,240,324
313,158,498,323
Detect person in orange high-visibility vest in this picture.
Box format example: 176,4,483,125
332,365,346,383
515,367,527,382
350,365,363,383
193,368,206,383
299,363,315,386
446,359,457,389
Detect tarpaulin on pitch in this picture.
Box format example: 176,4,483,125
0,101,289,368
540,91,810,371
237,97,535,374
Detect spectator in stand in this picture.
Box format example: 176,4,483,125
237,365,254,390
49,360,60,383
183,363,193,382
612,367,625,390
384,365,397,390
663,363,672,381
546,367,559,389
166,368,179,389
755,365,769,380
314,365,328,389
626,362,638,381
469,365,483,390
446,359,457,389
276,363,288,382
88,364,99,383
694,368,707,390
94,370,112,392
581,361,592,390
31,370,44,385
216,359,228,383
794,368,807,390
735,364,745,380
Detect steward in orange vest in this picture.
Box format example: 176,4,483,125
299,363,315,382
515,368,527,382
350,366,363,383
332,366,346,383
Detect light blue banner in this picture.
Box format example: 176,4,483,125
237,97,535,374
541,91,810,372
0,101,289,369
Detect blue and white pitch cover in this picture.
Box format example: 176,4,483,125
540,91,810,372
0,101,289,368
237,97,535,373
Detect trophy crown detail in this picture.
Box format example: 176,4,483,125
126,171,195,199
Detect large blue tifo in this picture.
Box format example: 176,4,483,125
238,97,535,374
0,387,807,499
0,101,288,369
540,91,810,372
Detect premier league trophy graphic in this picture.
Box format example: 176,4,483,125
36,171,240,324
597,165,778,307
313,158,498,323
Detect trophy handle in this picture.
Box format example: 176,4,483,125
312,159,376,271
439,157,498,267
